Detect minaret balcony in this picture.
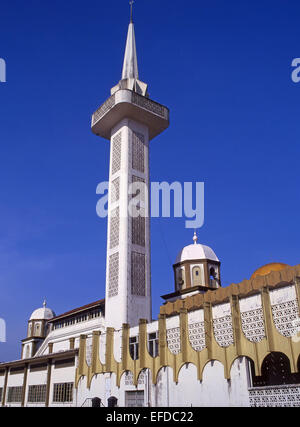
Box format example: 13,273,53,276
91,89,169,141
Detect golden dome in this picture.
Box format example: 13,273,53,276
251,262,289,279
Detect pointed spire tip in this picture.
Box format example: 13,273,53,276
129,0,134,23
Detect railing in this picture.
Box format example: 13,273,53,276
81,398,105,408
91,90,169,127
92,94,116,126
249,384,300,407
131,92,169,120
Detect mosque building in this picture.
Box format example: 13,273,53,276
0,11,300,408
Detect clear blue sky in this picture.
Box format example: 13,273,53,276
0,0,299,362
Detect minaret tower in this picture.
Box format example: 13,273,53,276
92,8,169,330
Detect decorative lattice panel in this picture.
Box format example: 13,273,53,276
249,385,300,407
131,252,146,296
241,308,266,342
131,175,146,199
213,315,234,347
124,371,145,386
188,322,206,351
110,207,119,249
271,299,299,337
108,253,119,298
132,131,145,173
92,94,115,125
85,336,92,366
111,133,122,175
111,177,120,204
166,327,181,355
132,217,145,247
131,175,146,247
132,92,168,119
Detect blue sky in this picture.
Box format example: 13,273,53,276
0,0,299,361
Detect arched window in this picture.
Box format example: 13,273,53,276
34,323,40,336
92,397,102,407
192,266,202,286
176,268,185,290
209,267,218,288
249,352,300,387
108,396,118,407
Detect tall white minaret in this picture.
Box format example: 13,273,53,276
92,10,169,330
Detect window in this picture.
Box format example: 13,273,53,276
7,386,23,403
125,391,144,407
148,332,159,357
107,396,118,407
248,353,300,387
53,383,73,403
209,267,218,288
0,388,3,402
192,266,202,286
129,336,139,360
28,385,46,403
176,268,185,289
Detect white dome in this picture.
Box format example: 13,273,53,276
30,301,55,321
175,242,219,264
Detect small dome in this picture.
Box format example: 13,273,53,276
251,262,289,279
175,233,219,264
29,300,55,321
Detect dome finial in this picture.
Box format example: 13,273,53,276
193,231,198,245
43,299,47,308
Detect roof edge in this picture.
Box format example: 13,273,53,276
160,263,300,316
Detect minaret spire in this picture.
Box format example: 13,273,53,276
122,11,139,80
110,1,148,97
92,10,169,330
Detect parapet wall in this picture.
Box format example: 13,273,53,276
75,265,300,388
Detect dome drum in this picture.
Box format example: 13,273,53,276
161,233,222,303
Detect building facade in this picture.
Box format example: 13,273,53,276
0,15,300,408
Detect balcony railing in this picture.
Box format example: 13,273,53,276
91,90,169,128
249,384,300,407
131,92,169,120
92,94,116,126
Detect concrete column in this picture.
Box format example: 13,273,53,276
1,367,9,407
45,360,52,408
21,364,28,407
